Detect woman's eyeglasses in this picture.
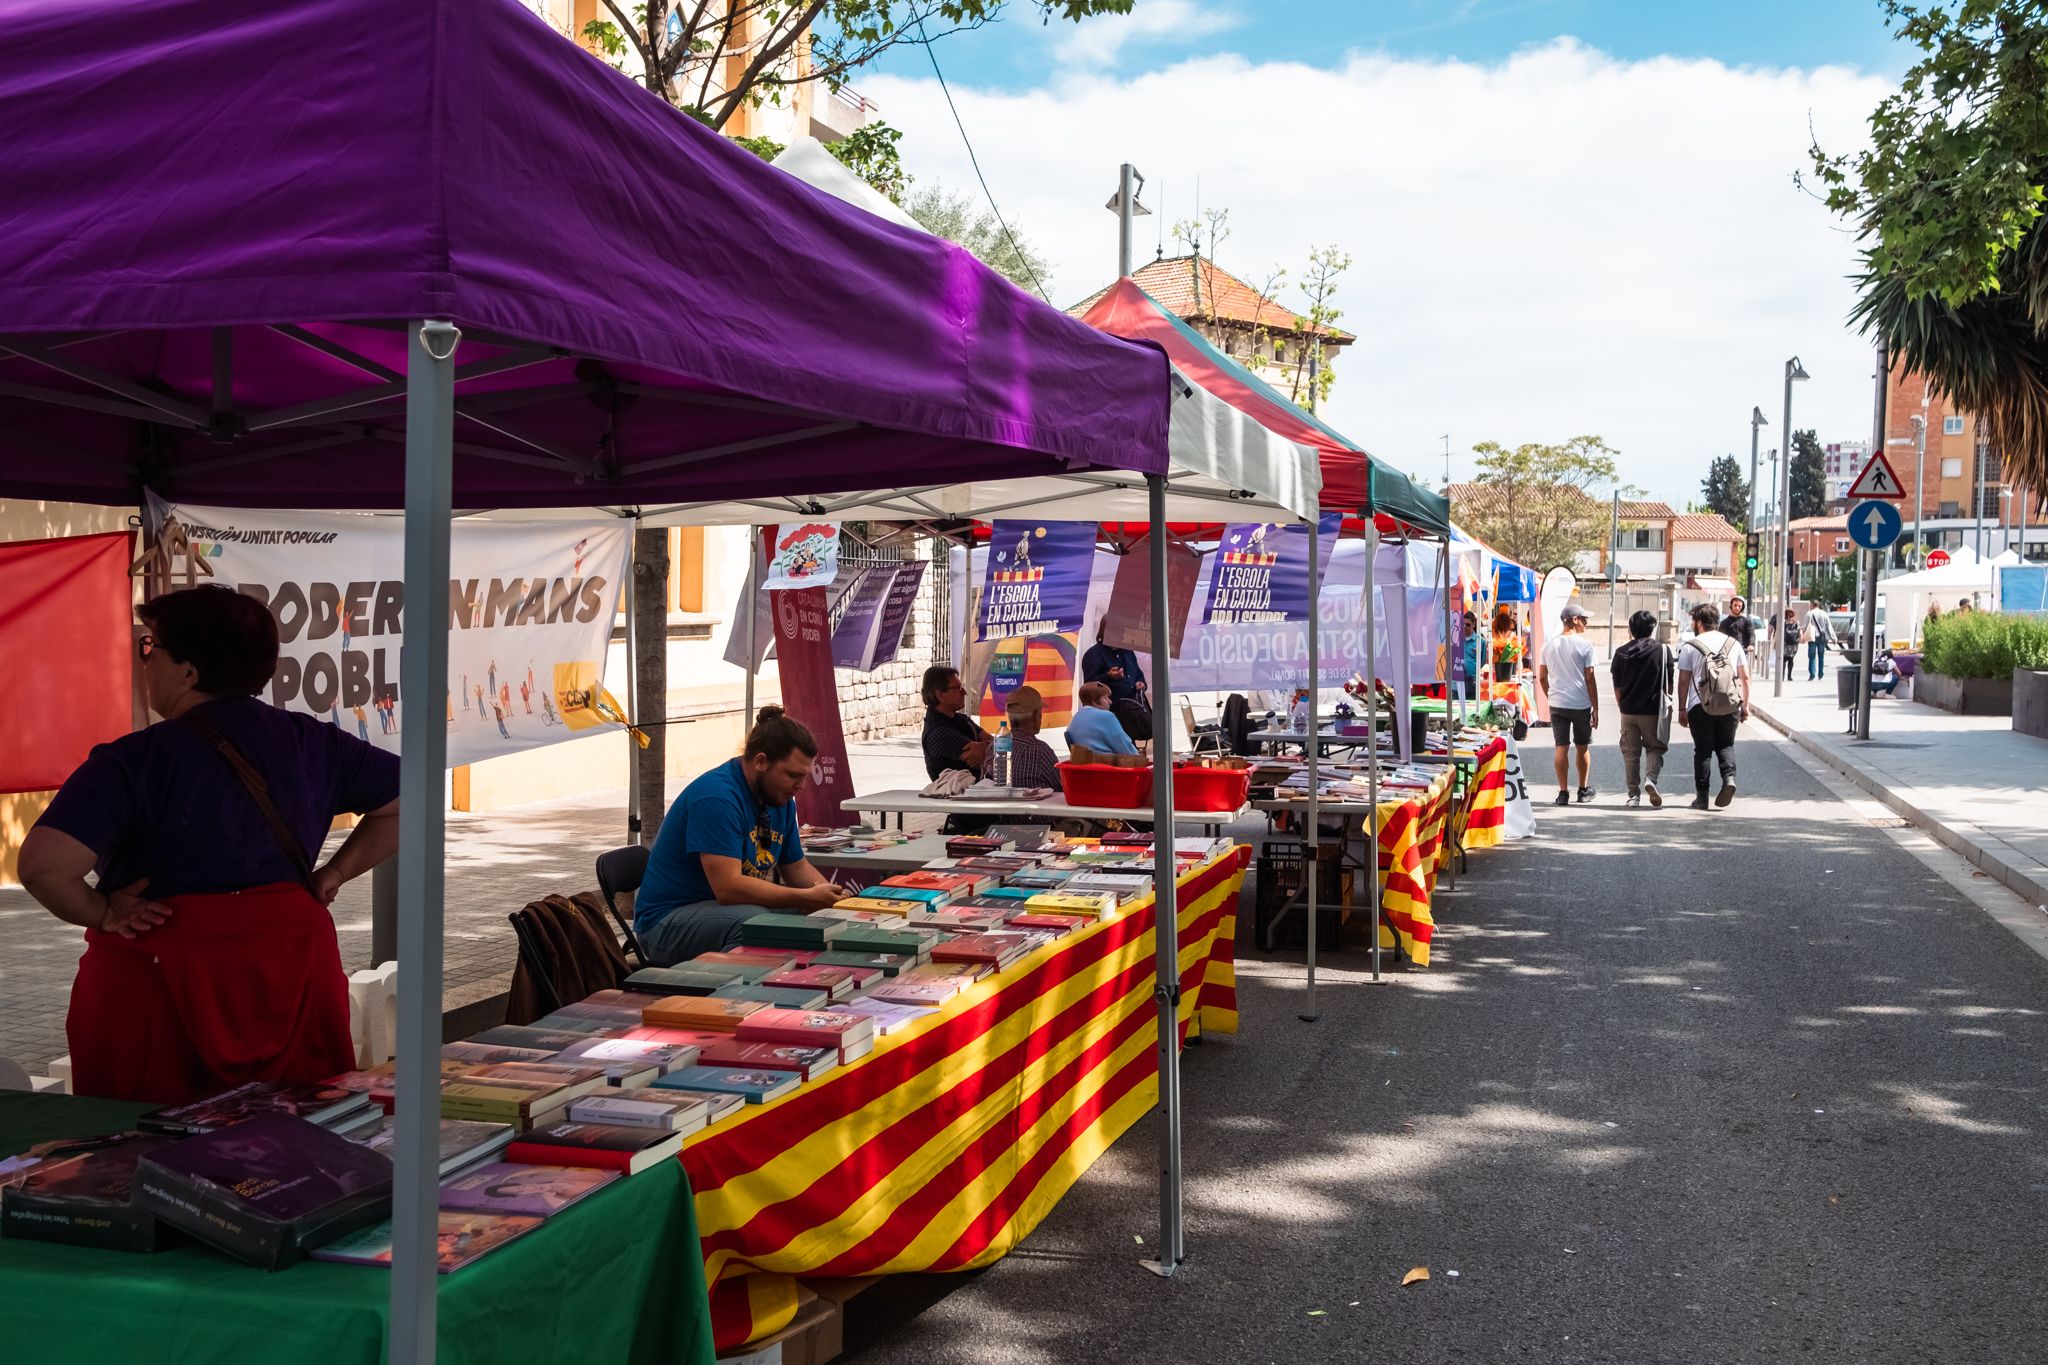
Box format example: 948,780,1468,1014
137,634,156,661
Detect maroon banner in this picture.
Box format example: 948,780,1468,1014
771,585,856,829
1100,535,1200,658
0,531,134,793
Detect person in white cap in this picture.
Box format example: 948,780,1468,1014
1538,601,1599,805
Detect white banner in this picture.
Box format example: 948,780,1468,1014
764,521,840,591
154,500,627,767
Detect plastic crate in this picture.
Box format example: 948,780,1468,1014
1058,762,1153,808
1171,764,1251,812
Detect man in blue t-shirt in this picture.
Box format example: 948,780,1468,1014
1064,682,1138,757
634,707,842,964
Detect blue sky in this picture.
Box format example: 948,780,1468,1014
866,1,1909,90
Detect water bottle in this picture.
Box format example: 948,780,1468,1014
1291,692,1308,734
993,721,1013,788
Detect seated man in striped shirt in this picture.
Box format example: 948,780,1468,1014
982,685,1063,793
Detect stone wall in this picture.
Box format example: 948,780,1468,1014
835,538,943,740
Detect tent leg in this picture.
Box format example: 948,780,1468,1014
1364,523,1382,983
1141,472,1184,1278
1302,514,1321,1023
390,319,457,1365
743,526,759,723
624,515,641,845
370,861,396,966
1437,543,1455,891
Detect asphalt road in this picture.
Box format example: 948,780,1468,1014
842,719,2048,1364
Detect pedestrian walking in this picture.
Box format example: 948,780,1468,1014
1675,603,1750,810
1721,595,1756,652
1802,601,1833,680
1609,609,1672,808
1780,609,1799,682
1537,602,1598,805
1460,611,1483,702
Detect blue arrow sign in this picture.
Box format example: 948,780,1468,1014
1847,499,1903,551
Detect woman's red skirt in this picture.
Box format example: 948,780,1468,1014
66,881,355,1105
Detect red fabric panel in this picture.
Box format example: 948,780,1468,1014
0,530,132,793
768,550,856,828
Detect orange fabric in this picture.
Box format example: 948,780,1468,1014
66,881,355,1104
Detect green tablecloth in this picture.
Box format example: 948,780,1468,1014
0,1092,714,1365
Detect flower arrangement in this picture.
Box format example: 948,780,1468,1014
1341,674,1398,710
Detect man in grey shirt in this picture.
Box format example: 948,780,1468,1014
1538,602,1599,806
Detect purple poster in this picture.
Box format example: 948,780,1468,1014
977,521,1096,640
870,560,927,668
830,566,894,669
1202,515,1342,626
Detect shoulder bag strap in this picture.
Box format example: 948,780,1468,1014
183,709,315,886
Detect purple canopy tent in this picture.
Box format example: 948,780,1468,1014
0,0,1186,1358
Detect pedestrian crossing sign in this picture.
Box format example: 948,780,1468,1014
1846,451,1907,500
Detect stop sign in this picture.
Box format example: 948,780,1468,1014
1927,549,1951,568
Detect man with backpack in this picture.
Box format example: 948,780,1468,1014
1609,610,1673,808
1676,602,1750,810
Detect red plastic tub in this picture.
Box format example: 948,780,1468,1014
1058,762,1153,808
1172,764,1252,812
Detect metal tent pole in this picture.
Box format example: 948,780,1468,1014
743,525,759,724
390,319,457,1365
1302,513,1321,1022
624,515,641,844
1141,471,1184,1277
1364,520,1382,981
1436,540,1455,891
371,862,396,966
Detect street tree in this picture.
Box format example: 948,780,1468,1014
902,184,1052,291
583,1,1133,130
1811,1,2048,492
1700,454,1751,528
1461,436,1623,572
1791,429,1829,521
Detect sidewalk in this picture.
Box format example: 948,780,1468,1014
1751,672,2048,908
0,736,937,1078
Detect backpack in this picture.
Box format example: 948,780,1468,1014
1689,631,1744,717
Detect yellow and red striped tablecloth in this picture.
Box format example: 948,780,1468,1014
680,848,1250,1351
1373,766,1454,967
1459,737,1511,849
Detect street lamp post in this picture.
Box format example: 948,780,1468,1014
1775,356,1809,700
1747,406,1766,602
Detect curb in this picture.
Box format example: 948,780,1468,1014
1752,702,2048,910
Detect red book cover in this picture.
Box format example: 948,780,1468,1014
882,871,976,893
734,1008,876,1050
698,1040,837,1079
761,966,858,1000
1002,913,1081,935
724,947,820,966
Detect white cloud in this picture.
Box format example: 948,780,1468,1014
1049,0,1245,70
864,39,1895,507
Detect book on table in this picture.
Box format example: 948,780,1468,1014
698,1039,839,1081
737,912,845,948
787,960,883,992
723,946,817,967
505,1121,684,1175
468,1023,608,1052
1025,891,1119,919
310,1209,543,1273
639,994,768,1032
905,907,1010,932
568,1089,717,1133
903,960,989,983
882,870,983,898
949,855,1034,874
1003,912,1083,936
552,1036,701,1082
136,1080,373,1137
623,1024,733,1051
869,978,966,1006
734,1006,877,1054
1003,868,1076,889
0,1131,183,1252
827,996,933,1035
135,1114,395,1269
983,824,1059,851
526,1008,638,1037
620,964,745,995
859,884,952,907
975,886,1038,900
711,982,830,1010
346,1116,514,1178
943,834,1014,856
931,933,1034,969
683,953,782,983
436,1161,618,1218
654,1065,801,1104
819,897,914,917
760,965,861,1000
1064,872,1152,893
830,926,938,958
812,949,913,978
440,1040,558,1066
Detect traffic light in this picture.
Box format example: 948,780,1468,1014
1744,532,1760,572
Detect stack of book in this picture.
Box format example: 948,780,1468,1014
440,1062,609,1131
653,1065,801,1105
688,953,782,982
570,1087,731,1132
944,834,1014,857
505,1120,685,1175
761,964,862,1000
698,1038,839,1081
620,963,746,995
826,995,934,1036
1,1132,184,1252
1025,890,1120,919
711,980,829,1009
552,1036,701,1085
641,995,766,1032
737,912,846,951
136,1080,376,1138
736,1007,878,1064
348,1115,514,1178
931,932,1036,971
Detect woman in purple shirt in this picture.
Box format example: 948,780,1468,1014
18,586,400,1103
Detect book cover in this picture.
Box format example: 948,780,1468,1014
681,954,780,984
349,1116,514,1177
653,1066,801,1104
553,1037,699,1080
882,870,976,893
870,979,965,1005
1,1132,182,1252
441,1041,557,1066
859,885,950,905
622,1025,731,1050
526,1011,636,1037
698,1040,838,1080
505,1122,683,1176
903,960,988,982
737,912,844,947
469,1024,605,1051
977,886,1038,900
620,965,743,995
1003,912,1082,935
567,1091,712,1134
640,995,767,1032
138,1080,371,1137
436,1161,617,1218
827,998,934,1035
735,1007,877,1050
831,927,934,957
816,900,912,919
711,983,829,1010
812,950,911,978
761,966,860,1000
135,1114,394,1269
309,1209,544,1273
1026,891,1118,917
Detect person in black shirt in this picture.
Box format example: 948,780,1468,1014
1609,609,1673,808
1080,631,1153,743
1721,595,1756,651
919,665,990,779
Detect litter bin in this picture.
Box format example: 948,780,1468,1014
1836,665,1860,709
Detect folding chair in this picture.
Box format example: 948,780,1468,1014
595,843,651,966
1179,695,1227,757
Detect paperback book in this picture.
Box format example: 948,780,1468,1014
568,1089,716,1134
310,1209,543,1273
436,1161,617,1218
349,1116,514,1178
698,1040,838,1081
505,1121,683,1175
620,964,744,995
711,982,830,1010
654,1066,801,1104
0,1132,182,1252
640,995,767,1032
137,1080,372,1137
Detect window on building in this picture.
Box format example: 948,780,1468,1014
1834,537,1849,553
1939,500,1959,517
1273,340,1285,362
1943,415,1965,436
1941,457,1963,478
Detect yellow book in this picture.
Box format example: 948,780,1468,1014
832,896,913,916
1025,891,1118,919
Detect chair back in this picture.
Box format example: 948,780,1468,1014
595,843,651,965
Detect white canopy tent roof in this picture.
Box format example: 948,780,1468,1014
1878,556,2000,638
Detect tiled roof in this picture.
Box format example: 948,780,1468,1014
1670,512,1741,542
1069,254,1356,342
1617,499,1676,520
